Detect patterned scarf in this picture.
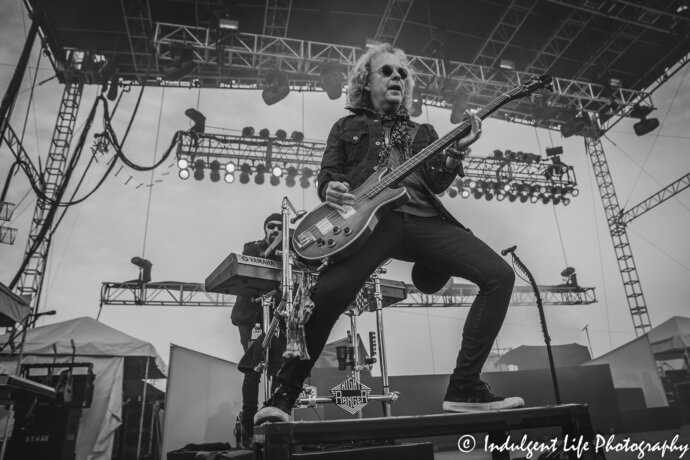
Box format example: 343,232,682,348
377,106,412,169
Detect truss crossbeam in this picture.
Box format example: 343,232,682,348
176,132,578,189
619,173,690,225
472,0,536,68
263,0,293,37
399,284,597,308
100,281,595,308
585,136,651,335
144,24,650,127
374,0,414,46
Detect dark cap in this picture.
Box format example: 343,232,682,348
264,213,282,226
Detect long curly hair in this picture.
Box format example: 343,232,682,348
346,43,415,110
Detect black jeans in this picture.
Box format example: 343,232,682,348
274,212,515,400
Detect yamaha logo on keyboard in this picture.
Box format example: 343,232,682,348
240,255,281,268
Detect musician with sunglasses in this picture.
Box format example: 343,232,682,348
231,212,286,448
255,43,523,425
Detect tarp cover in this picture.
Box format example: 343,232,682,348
0,281,30,326
496,343,591,370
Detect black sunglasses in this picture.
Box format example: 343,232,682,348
376,64,409,80
266,223,282,231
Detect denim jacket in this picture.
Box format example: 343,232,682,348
316,107,468,230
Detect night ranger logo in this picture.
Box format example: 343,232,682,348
330,377,372,414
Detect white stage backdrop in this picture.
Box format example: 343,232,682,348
161,344,250,455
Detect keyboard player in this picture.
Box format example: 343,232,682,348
231,212,286,448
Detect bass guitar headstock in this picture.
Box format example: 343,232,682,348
506,75,553,102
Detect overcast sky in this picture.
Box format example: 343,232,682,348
1,1,689,377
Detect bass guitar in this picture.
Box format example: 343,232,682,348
293,75,553,261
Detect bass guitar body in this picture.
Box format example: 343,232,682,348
293,169,409,261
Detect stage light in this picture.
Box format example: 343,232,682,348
300,177,310,189
560,111,590,138
468,179,477,189
239,163,252,184
262,70,290,105
553,196,561,205
219,17,239,30
224,172,235,183
410,91,423,118
633,117,660,136
210,160,221,182
107,74,119,101
496,193,505,201
321,66,343,100
291,131,304,142
255,164,267,184
461,189,471,199
499,59,515,70
450,92,469,124
530,195,539,203
493,149,504,159
562,197,570,205
242,126,255,137
272,166,282,177
502,183,512,193
519,195,528,203
193,159,205,181
571,188,580,197
448,186,458,198
275,129,287,140
285,166,298,188
485,190,494,201
541,195,550,204
269,175,280,186
545,146,563,157
178,158,189,169
508,194,518,202
259,128,270,139
225,162,236,173
185,108,206,134
131,257,152,283
179,169,190,180
504,150,516,160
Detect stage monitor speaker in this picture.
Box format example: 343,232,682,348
6,405,82,460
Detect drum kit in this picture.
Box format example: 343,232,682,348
205,197,404,417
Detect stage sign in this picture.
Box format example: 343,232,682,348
330,377,371,414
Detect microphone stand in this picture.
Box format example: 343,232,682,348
502,246,561,405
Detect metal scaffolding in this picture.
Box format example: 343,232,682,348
585,135,652,336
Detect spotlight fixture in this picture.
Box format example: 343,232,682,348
448,186,458,198
185,108,206,134
259,128,270,139
560,111,591,138
275,129,287,141
272,166,282,177
179,169,190,180
177,158,189,169
242,126,255,137
633,117,660,136
300,168,313,189
107,74,119,101
496,193,505,201
320,65,343,100
545,146,563,157
225,162,236,173
499,59,515,70
239,163,252,184
290,131,304,142
285,166,298,188
131,257,153,283
449,92,470,124
193,158,205,181
224,172,235,183
493,149,504,159
255,164,267,184
270,175,280,186
460,189,471,199
219,16,239,30
262,70,290,105
210,160,221,182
